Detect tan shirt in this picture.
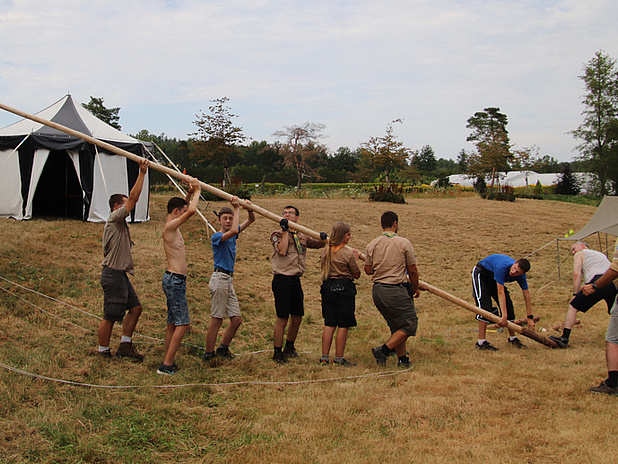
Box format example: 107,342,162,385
365,234,417,284
271,230,324,276
101,205,134,274
323,246,361,280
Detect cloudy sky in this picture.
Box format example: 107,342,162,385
1,0,617,162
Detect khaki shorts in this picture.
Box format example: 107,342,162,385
606,298,618,345
372,283,418,336
209,271,241,318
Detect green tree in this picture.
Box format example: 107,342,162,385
411,145,437,175
359,119,410,187
272,122,327,190
457,149,469,172
466,107,512,188
572,50,618,196
191,97,245,187
554,163,581,195
82,96,121,129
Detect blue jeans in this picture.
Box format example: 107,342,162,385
162,272,190,326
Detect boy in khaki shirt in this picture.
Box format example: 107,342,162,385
365,210,420,368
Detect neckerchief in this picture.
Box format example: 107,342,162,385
331,244,345,253
290,231,302,254
382,232,397,238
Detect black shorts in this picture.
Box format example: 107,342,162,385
472,264,515,323
101,267,141,322
272,274,304,319
321,278,357,328
571,275,618,313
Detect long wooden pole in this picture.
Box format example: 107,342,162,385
0,101,323,240
1,101,556,348
419,281,559,348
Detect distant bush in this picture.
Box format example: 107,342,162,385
482,186,515,202
368,184,405,204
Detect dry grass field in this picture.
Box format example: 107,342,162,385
0,193,616,463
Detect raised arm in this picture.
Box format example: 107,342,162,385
220,196,241,242
166,177,200,231
125,158,149,213
239,199,256,233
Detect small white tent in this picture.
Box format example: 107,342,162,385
0,95,152,222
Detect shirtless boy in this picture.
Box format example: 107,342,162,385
157,177,201,375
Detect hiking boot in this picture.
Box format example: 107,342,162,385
273,351,288,364
202,351,216,362
115,342,145,362
508,337,527,349
589,380,618,396
283,345,299,358
318,359,329,366
216,346,235,360
398,356,413,368
371,346,388,366
549,336,568,349
97,349,112,359
475,341,498,351
156,363,176,375
332,358,356,367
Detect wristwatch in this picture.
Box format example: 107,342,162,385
527,314,534,320
592,282,598,290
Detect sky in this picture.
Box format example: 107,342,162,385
1,0,617,162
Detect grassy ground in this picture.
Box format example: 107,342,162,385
0,194,616,463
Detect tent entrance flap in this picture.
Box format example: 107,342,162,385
32,150,83,219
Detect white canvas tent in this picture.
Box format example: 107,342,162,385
559,196,618,242
0,95,152,222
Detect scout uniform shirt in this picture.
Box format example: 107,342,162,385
324,246,361,280
365,233,417,284
101,205,135,274
271,230,324,276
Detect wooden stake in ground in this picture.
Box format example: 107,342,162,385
419,281,559,348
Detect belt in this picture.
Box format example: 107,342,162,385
375,282,408,287
165,270,187,281
214,268,234,276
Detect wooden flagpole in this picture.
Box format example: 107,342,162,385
1,101,557,348
0,101,322,240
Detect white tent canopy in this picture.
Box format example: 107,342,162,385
0,95,152,222
559,196,618,241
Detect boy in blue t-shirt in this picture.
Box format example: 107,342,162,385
203,196,255,362
471,254,535,351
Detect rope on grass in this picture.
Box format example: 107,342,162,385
0,361,413,389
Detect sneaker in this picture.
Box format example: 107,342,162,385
156,363,176,375
398,356,413,368
283,345,299,358
273,351,288,364
216,346,234,360
475,341,499,351
549,336,568,349
202,351,216,362
332,358,356,367
97,349,112,359
115,342,145,362
508,337,527,349
318,359,329,366
371,346,388,366
589,380,618,396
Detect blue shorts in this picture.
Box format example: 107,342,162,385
162,272,190,326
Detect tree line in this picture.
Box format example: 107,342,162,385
82,49,618,195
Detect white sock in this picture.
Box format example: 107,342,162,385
477,339,487,345
121,336,132,343
98,346,110,352
509,336,517,341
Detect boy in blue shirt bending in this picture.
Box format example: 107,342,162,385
471,254,535,350
203,196,255,362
